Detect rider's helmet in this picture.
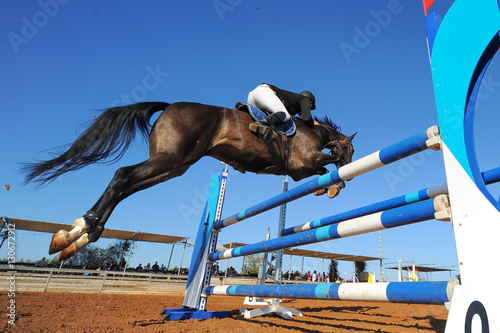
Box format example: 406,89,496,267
300,91,316,110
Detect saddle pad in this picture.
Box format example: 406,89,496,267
239,103,296,137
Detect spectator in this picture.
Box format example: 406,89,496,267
160,264,166,273
144,263,151,272
35,257,48,267
306,271,312,281
227,266,237,276
152,261,160,273
136,263,143,272
119,258,126,271
109,261,118,271
312,271,317,282
212,262,219,276
82,266,91,276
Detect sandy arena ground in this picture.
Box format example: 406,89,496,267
1,291,449,332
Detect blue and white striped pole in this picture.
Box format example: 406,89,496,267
283,165,500,236
203,280,457,304
209,195,449,261
282,183,448,236
213,126,440,231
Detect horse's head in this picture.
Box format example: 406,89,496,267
314,116,356,169
325,133,356,169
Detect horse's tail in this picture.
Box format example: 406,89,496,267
23,102,171,186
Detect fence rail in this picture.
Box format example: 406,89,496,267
0,265,288,294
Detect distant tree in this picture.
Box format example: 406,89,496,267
65,240,133,269
241,254,262,276
47,257,59,267
328,259,340,281
354,261,367,277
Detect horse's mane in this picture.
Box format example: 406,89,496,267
313,115,341,133
294,115,340,133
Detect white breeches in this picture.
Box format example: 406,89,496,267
247,84,291,121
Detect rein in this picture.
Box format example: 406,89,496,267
317,123,337,143
280,134,290,176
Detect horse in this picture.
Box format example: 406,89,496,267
23,101,356,260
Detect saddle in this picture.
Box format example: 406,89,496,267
235,102,297,137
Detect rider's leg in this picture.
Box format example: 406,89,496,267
249,111,287,140
257,111,287,126
248,85,290,140
247,84,291,121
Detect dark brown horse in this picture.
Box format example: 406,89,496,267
23,102,356,260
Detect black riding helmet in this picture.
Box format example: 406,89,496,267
300,91,316,110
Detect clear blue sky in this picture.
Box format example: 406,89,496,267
2,1,499,281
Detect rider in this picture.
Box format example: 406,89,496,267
247,83,318,141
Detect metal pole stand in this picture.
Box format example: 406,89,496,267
240,178,303,319
162,168,229,320
240,301,302,320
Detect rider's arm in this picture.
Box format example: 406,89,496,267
299,98,314,128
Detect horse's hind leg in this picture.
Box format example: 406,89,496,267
51,153,192,260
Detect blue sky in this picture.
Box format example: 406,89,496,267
2,1,499,281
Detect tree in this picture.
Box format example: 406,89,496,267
328,259,340,281
65,240,133,269
354,261,367,277
241,254,262,276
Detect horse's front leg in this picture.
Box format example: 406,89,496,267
312,153,345,199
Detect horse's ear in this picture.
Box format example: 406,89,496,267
349,132,358,140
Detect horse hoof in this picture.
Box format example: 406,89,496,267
58,234,90,261
49,230,70,254
314,188,327,196
327,185,341,199
48,218,90,254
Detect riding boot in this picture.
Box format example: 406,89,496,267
249,111,287,141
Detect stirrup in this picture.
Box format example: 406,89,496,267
249,122,269,136
249,122,277,142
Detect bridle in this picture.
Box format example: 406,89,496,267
330,139,354,167
317,123,354,167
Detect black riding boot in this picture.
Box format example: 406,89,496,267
249,111,287,141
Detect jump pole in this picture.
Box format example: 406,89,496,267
209,195,450,261
282,165,500,236
282,182,448,236
204,280,457,305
